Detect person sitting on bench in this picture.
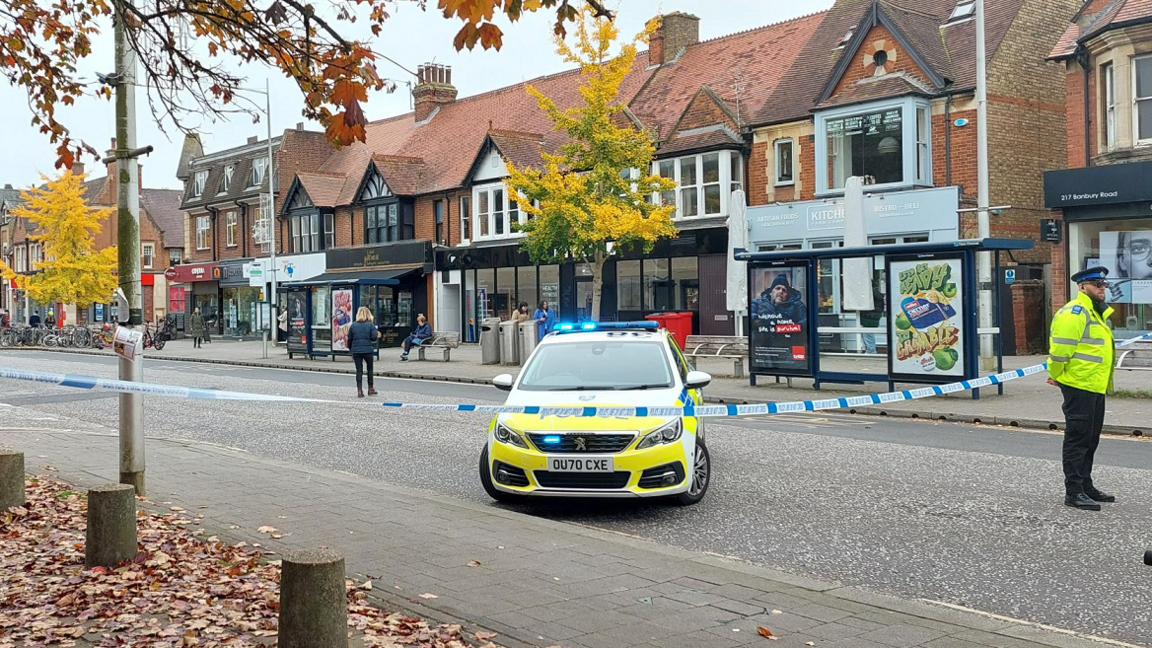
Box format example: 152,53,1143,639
400,314,432,362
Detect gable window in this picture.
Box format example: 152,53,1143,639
459,195,471,243
219,165,234,193
650,151,743,218
225,211,237,247
196,215,211,250
816,98,931,194
434,199,445,245
142,243,154,269
1103,62,1116,151
472,184,518,241
774,139,794,185
1135,55,1152,143
249,158,268,187
192,171,207,197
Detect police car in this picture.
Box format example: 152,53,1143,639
479,321,712,505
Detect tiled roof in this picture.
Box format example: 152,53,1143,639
488,130,549,170
816,72,934,109
656,125,744,156
1050,0,1152,58
296,172,347,208
0,185,22,209
81,176,108,205
370,155,427,197
141,189,184,246
630,12,827,138
180,138,282,210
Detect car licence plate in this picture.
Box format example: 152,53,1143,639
547,456,614,472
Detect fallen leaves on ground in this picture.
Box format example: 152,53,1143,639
0,476,505,648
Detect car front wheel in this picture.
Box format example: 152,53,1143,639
479,444,521,504
674,438,710,506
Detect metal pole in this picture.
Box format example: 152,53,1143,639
975,0,994,370
266,79,279,348
114,0,145,495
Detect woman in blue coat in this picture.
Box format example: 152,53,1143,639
348,307,379,398
532,300,555,341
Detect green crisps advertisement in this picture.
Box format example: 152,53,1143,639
888,257,965,379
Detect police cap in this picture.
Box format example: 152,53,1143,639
1071,266,1109,283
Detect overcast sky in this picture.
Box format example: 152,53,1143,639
0,0,832,191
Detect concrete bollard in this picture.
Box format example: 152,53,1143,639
0,449,25,511
279,548,348,648
85,484,138,568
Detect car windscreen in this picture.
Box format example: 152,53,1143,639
518,340,674,391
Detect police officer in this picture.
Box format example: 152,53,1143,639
1047,267,1115,511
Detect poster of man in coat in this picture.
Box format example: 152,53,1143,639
750,266,810,374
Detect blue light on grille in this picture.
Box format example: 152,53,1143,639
542,435,562,444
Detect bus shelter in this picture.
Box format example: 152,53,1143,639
735,238,1033,399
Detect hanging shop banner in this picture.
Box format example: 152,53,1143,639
888,255,965,381
331,288,353,352
748,263,812,376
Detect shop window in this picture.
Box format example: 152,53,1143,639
1068,219,1152,331
518,266,538,314
817,98,930,194
225,211,237,247
434,200,444,245
459,195,471,243
672,257,699,311
539,264,559,310
617,260,642,311
142,243,154,269
1103,62,1116,152
196,215,211,250
644,258,671,312
476,268,495,319
774,139,794,185
1135,55,1152,143
496,266,515,320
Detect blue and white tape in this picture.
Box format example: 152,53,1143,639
1,332,1147,418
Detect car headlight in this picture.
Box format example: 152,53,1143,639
635,419,683,450
494,422,529,449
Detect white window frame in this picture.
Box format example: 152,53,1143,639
170,248,182,265
774,139,795,186
225,211,237,247
949,2,974,21
916,106,930,184
219,165,234,194
459,195,471,244
192,171,207,197
142,243,155,269
250,158,268,187
730,151,744,196
324,213,334,249
196,215,211,250
1134,54,1152,145
814,97,932,196
649,151,742,219
472,183,520,241
1103,62,1116,152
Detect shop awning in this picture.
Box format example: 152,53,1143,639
285,266,421,286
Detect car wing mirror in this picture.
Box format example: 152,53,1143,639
685,370,711,390
493,374,515,391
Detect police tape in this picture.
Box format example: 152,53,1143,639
2,331,1148,418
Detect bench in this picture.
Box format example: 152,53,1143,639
1115,340,1152,371
684,335,748,379
415,331,461,362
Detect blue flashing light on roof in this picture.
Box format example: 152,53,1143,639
581,322,597,330
553,321,660,334
557,323,575,331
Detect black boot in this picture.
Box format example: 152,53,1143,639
367,385,377,396
357,387,364,398
1084,487,1115,502
1065,492,1102,511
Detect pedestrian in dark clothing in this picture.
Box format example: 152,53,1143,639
400,314,431,361
29,313,41,327
189,307,206,348
349,306,380,398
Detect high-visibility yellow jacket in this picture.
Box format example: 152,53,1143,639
1048,291,1114,394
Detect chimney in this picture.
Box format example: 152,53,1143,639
650,12,699,65
296,122,304,131
3,184,11,190
413,63,457,122
247,135,258,145
71,162,85,177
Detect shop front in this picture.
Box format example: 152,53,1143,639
245,252,327,343
283,241,432,358
1044,161,1152,333
165,262,218,335
436,229,729,342
218,259,265,339
745,186,959,353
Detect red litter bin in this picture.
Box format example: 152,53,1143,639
645,312,693,350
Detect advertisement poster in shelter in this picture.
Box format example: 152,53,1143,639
748,263,811,376
286,288,309,352
331,288,354,352
888,256,965,380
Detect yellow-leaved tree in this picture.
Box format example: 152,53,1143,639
0,171,118,309
505,9,676,321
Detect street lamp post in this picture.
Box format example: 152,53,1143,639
975,0,994,369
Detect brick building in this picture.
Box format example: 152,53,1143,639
745,0,1079,354
1044,0,1152,335
0,150,183,327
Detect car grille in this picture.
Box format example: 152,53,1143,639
533,471,631,489
638,462,685,489
526,433,635,454
493,461,529,487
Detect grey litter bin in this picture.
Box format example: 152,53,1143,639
518,320,539,363
499,320,520,366
480,317,501,365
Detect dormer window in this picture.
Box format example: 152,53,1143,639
219,165,234,193
250,158,268,187
192,171,207,197
949,2,975,21
835,28,854,49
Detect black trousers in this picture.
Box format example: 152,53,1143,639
1060,383,1106,495
352,353,374,389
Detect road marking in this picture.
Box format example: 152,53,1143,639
920,599,1147,647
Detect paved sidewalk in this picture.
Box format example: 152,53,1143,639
1,426,1121,648
12,338,1152,435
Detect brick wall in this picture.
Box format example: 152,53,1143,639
931,107,977,199
829,25,933,97
334,207,355,249
748,140,769,205
1063,64,1094,169
186,209,212,262
651,12,699,65
276,129,336,254
798,134,816,201
1011,279,1048,354
1049,209,1068,313
676,91,738,133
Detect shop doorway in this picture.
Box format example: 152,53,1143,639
698,253,733,335
575,276,594,322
